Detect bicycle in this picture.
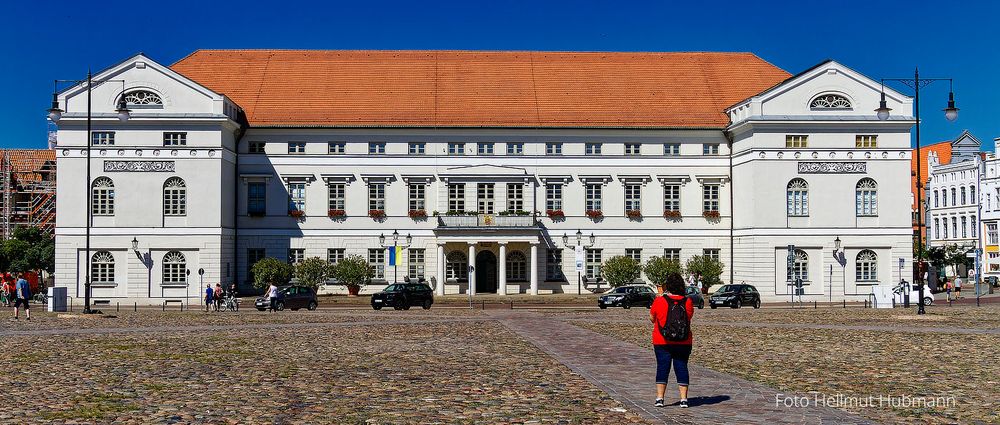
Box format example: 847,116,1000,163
33,292,48,305
218,294,239,312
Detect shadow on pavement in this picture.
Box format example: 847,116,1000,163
670,395,730,407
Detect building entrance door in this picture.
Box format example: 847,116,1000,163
475,251,498,293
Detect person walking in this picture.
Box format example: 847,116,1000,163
954,275,963,299
944,278,952,302
267,282,280,312
204,283,214,312
213,283,224,311
649,272,694,408
13,273,31,321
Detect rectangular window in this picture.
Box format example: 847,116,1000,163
943,217,949,239
663,184,680,212
163,181,186,216
545,142,563,155
288,248,305,265
856,135,877,148
961,187,967,205
703,184,720,212
328,183,345,211
703,143,720,155
477,142,494,155
90,183,115,215
546,249,565,281
703,249,720,261
507,142,524,155
624,183,641,212
328,142,346,154
962,217,968,238
408,248,425,280
288,182,306,212
625,143,641,156
934,218,940,240
934,191,939,208
448,183,465,212
288,142,306,154
368,248,385,280
368,183,385,211
163,132,187,146
369,142,386,155
477,183,495,214
247,182,266,215
585,143,602,155
585,248,603,279
663,143,680,156
663,249,680,262
785,135,808,148
408,142,425,155
327,248,345,265
248,141,266,153
988,223,998,245
971,215,977,238
247,248,265,283
625,248,642,263
91,132,115,146
408,183,426,211
448,142,465,155
586,184,602,211
506,183,523,212
545,184,563,211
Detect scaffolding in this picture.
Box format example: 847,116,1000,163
0,149,56,239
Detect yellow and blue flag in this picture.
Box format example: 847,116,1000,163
387,246,403,266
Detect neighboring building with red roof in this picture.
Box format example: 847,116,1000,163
0,149,56,238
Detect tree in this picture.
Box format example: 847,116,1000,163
943,244,972,277
331,254,374,295
2,226,54,275
294,257,333,290
601,255,642,288
2,239,31,273
644,256,683,287
685,255,724,293
250,257,293,290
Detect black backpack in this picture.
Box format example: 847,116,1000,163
659,295,690,342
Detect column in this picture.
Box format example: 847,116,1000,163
530,242,539,296
468,243,477,296
436,243,446,296
498,242,507,295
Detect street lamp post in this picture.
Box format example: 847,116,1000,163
877,69,959,315
379,230,412,284
562,230,595,295
48,72,131,314
832,236,845,302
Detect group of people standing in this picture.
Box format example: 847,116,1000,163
204,283,237,311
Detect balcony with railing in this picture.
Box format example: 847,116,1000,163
437,213,538,228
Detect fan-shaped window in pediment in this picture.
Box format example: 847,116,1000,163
123,90,162,106
809,94,852,109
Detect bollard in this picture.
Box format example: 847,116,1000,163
134,302,137,312
482,300,486,310
510,301,514,310
814,301,817,309
117,302,120,312
162,302,165,312
844,300,846,309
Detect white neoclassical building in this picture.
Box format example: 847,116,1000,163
52,51,915,303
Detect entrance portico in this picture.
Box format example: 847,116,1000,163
433,215,542,296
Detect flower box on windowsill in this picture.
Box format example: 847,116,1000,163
498,210,531,216
625,210,642,219
248,210,265,217
702,210,721,219
546,209,565,220
585,210,604,220
663,210,682,220
288,210,305,218
369,209,386,220
328,209,346,219
408,209,427,219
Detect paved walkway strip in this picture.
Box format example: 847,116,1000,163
491,311,875,424
568,317,1000,335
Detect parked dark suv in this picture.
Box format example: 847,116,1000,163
371,283,434,310
598,285,656,309
709,284,761,309
255,285,318,311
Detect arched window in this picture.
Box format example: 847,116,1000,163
934,218,940,239
856,178,877,216
506,251,527,281
786,178,809,216
446,251,468,281
951,188,956,205
91,177,115,216
122,90,162,106
934,190,939,208
91,251,115,285
163,177,187,216
162,251,187,285
961,187,967,205
786,249,809,282
942,217,949,238
971,185,976,203
809,93,852,109
856,250,878,282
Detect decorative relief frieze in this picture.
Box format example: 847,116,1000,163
797,162,866,174
103,160,175,172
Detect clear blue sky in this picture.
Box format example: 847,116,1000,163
3,0,997,149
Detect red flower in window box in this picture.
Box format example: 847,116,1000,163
625,209,642,219
369,209,386,220
327,209,346,218
546,209,565,220
663,210,682,219
585,209,604,220
288,209,305,218
702,210,721,219
408,209,427,219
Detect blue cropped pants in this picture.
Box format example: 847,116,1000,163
654,344,692,385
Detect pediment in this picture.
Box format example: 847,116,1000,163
439,164,528,177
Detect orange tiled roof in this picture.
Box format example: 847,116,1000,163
1,149,56,184
170,50,791,128
910,141,953,210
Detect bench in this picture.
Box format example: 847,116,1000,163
163,299,185,311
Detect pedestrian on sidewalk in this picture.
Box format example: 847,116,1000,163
954,275,963,299
13,273,31,321
204,283,214,312
944,278,952,301
267,282,280,312
649,272,694,408
213,283,224,311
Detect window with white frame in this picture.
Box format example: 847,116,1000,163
506,251,527,281
408,183,426,212
663,248,680,262
545,142,562,155
786,178,808,216
288,249,305,265
368,249,385,279
856,250,878,282
90,251,115,285
942,189,948,207
448,183,465,212
703,143,720,155
163,177,186,216
288,142,306,154
943,217,949,238
477,183,495,214
545,183,563,211
625,248,642,263
368,183,386,211
702,184,720,212
585,143,602,155
663,184,680,212
785,135,808,148
934,191,939,208
962,216,968,238
408,142,425,155
935,218,941,239
327,248,345,265
446,251,468,281
585,248,602,279
971,215,977,238
507,142,524,155
856,178,878,216
123,90,162,105
971,185,976,202
288,182,306,212
163,132,187,146
624,183,641,212
91,132,115,146
448,142,465,156
961,187,967,205
951,188,956,205
855,135,877,148
329,142,346,154
477,142,494,155
162,251,187,285
546,249,564,281
703,248,720,261
586,183,602,211
625,143,641,156
952,218,958,238
248,141,266,153
408,248,425,280
506,183,523,212
328,183,345,211
369,142,386,155
988,222,998,244
663,143,680,156
810,94,852,108
91,177,115,216
786,249,808,282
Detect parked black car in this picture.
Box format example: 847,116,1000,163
371,283,434,310
255,285,318,311
685,286,705,309
709,284,761,309
598,285,656,309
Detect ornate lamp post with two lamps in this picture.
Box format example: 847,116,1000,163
379,230,412,284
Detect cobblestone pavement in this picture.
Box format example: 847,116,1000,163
490,311,874,425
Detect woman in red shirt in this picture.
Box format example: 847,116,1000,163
649,272,694,408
